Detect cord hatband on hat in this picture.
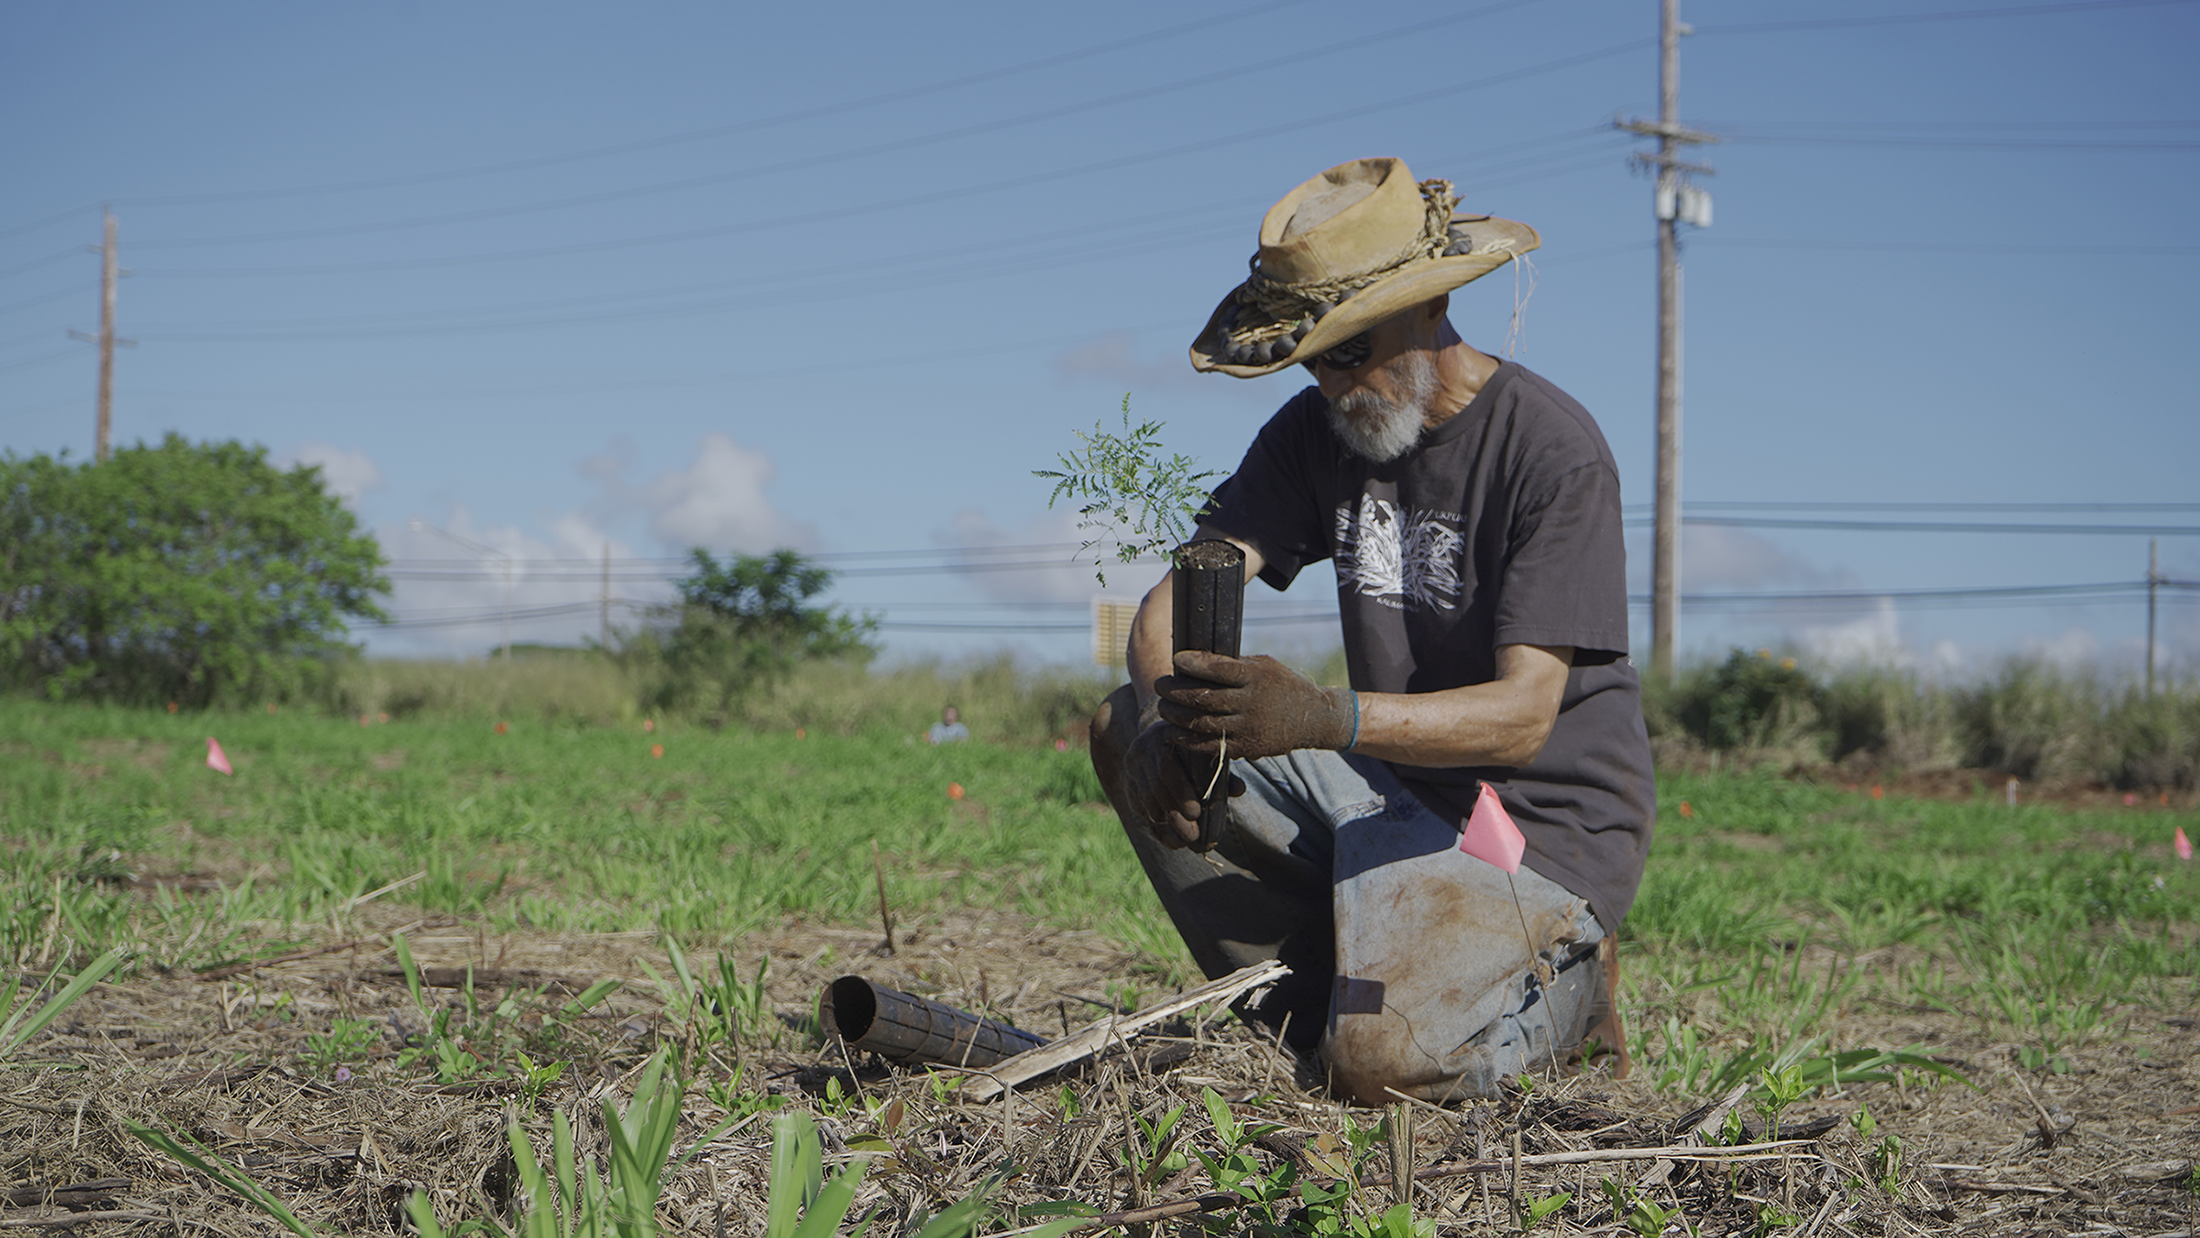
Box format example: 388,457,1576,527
1210,178,1482,369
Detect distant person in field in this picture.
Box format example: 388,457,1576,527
927,706,970,745
1087,158,1654,1104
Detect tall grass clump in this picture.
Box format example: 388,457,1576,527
330,650,643,724
2099,683,2200,789
1951,659,2104,782
1645,648,2200,789
318,652,1113,744
735,655,1112,742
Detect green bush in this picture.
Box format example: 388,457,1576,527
625,549,877,725
1643,647,2198,788
0,436,388,707
1672,648,1823,753
1953,661,2103,782
2094,684,2200,791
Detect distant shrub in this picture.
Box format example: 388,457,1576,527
1641,647,2198,789
1952,661,2103,782
329,650,640,724
2096,685,2200,791
1672,648,1823,753
0,436,388,708
626,549,878,726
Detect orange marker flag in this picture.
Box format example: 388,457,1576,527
1459,782,1525,873
206,737,233,776
2177,825,2193,862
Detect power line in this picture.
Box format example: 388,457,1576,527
134,220,1242,340
124,0,1545,255
1701,239,2200,256
1638,515,2200,536
1694,0,2199,36
0,250,86,282
126,195,1247,325
377,511,2200,575
1725,135,2199,152
368,581,2200,635
1706,119,2200,133
1630,500,2200,513
0,0,1325,236
0,285,83,319
118,144,1625,345
121,130,1615,316
0,347,81,376
81,0,1325,217
123,39,1649,279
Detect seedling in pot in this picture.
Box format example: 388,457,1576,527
1035,394,1219,587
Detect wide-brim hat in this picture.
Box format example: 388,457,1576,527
1189,157,1539,378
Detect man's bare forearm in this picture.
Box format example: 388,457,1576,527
1348,644,1573,769
1126,574,1176,725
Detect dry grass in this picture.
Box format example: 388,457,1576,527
6,903,2198,1237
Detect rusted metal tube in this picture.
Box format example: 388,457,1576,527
1171,538,1245,852
821,976,1046,1069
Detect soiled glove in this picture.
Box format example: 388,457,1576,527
1123,721,1241,849
1156,650,1358,761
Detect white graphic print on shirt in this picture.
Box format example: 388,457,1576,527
1333,493,1463,612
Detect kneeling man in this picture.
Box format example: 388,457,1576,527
1089,158,1655,1105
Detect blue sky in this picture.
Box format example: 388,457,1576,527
4,0,2196,678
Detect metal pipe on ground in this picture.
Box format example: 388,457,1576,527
820,976,1046,1069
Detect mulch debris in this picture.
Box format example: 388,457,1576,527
3,904,2197,1236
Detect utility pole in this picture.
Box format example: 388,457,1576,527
1621,0,1715,681
601,542,612,651
68,209,133,462
96,210,116,462
2147,538,2161,697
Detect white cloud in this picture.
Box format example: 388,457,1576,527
1680,525,1851,591
379,507,660,656
2015,626,2105,674
640,433,816,554
366,434,818,655
1791,596,1911,668
939,508,1150,605
278,443,383,507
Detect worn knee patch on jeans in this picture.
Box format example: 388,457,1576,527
1323,800,1603,1105
1108,739,1611,1101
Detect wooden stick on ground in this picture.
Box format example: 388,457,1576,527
1641,1080,1751,1187
958,959,1287,1100
0,1212,166,1230
194,938,385,982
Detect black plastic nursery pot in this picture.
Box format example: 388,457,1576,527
1171,538,1245,852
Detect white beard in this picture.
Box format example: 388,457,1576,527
1324,350,1440,463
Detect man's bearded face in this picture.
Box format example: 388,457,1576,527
1324,346,1440,463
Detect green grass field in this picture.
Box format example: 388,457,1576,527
8,694,2196,1074
0,697,1173,974
7,694,2200,1235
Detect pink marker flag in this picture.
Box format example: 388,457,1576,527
1459,781,1526,873
2177,825,2193,862
206,737,233,776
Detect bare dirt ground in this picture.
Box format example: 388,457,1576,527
5,903,2198,1236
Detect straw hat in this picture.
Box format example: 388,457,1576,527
1189,157,1539,378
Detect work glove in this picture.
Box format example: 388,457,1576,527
1157,650,1358,761
1124,720,1242,849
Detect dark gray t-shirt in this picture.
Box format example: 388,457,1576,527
1202,362,1656,930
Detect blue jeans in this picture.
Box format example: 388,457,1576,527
1095,688,1605,1104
